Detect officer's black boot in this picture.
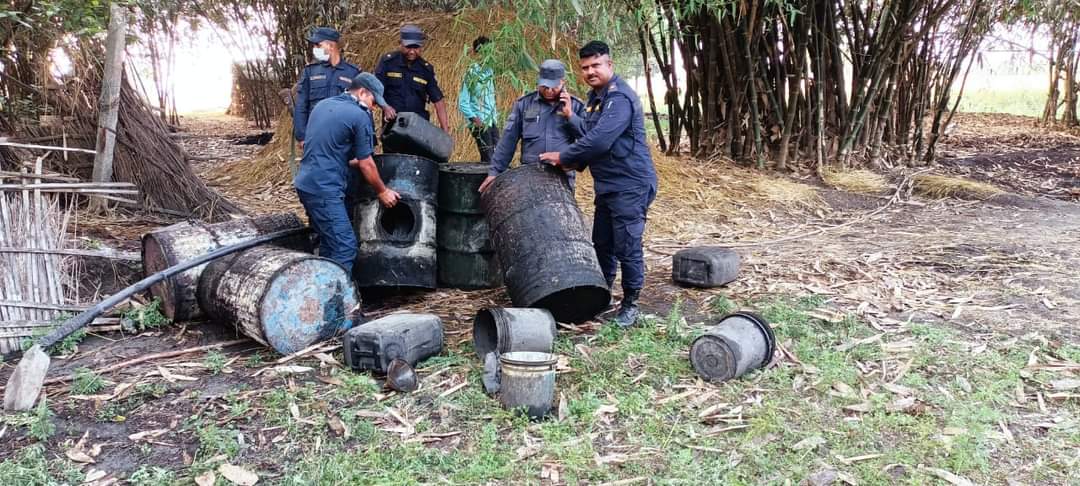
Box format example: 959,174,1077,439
615,289,641,328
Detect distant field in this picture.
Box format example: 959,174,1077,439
956,87,1047,117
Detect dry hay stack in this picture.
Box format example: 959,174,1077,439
913,174,1003,200
229,9,584,188
822,168,890,195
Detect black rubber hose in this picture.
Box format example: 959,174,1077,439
7,227,311,359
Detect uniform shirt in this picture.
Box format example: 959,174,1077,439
294,93,376,197
293,60,362,142
489,91,587,177
374,51,444,120
458,63,498,127
559,75,657,194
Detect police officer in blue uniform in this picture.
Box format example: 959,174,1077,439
540,41,658,328
478,59,586,194
374,25,451,133
293,27,363,148
294,73,401,275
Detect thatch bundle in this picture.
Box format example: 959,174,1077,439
224,9,584,187
913,174,1003,200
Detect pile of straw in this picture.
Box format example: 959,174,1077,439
223,8,584,188
913,174,1004,200
822,168,890,195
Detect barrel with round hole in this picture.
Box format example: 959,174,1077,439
473,308,556,359
437,163,501,289
141,213,311,321
197,246,359,355
690,312,776,382
481,163,610,323
352,154,439,289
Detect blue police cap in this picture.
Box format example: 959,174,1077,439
350,73,387,108
308,27,341,44
400,24,425,47
538,59,565,88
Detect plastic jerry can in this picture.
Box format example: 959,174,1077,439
343,313,444,372
672,246,740,288
381,112,454,163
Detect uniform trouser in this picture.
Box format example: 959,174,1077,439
470,125,500,163
592,185,657,292
297,189,357,275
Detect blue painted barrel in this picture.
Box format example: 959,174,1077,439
197,246,359,354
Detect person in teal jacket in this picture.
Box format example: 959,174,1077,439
459,36,499,163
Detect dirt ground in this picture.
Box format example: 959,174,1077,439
1,112,1078,485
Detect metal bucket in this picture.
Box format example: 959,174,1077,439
690,312,775,382
481,164,610,323
437,163,501,289
473,308,556,359
498,351,557,419
197,246,358,355
141,213,311,321
352,154,439,289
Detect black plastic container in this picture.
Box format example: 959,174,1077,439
672,246,740,288
381,112,454,163
343,313,444,372
690,312,775,382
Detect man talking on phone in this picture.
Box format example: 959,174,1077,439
478,59,586,193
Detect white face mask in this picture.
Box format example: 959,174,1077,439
312,47,330,62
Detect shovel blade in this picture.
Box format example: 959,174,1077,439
3,345,50,412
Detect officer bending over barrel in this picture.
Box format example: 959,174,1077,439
478,59,586,194
375,25,451,133
293,27,362,149
294,74,401,275
540,41,658,328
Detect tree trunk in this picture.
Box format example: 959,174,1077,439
90,2,129,212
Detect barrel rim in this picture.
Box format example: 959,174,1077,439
720,311,775,367
140,232,181,320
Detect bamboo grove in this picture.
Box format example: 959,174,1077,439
623,0,1002,169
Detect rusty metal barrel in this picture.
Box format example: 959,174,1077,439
141,213,311,321
352,154,439,289
481,164,610,323
437,163,501,289
197,246,359,355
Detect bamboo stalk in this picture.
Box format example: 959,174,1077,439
0,300,88,312
0,142,97,154
0,171,81,182
0,247,139,260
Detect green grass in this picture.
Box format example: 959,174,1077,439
203,350,228,375
263,295,1077,484
71,367,105,395
122,297,172,332
956,87,1046,117
4,292,1076,484
0,445,83,485
128,465,177,485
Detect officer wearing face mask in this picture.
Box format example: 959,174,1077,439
293,27,362,148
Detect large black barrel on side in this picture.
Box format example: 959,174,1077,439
197,246,359,355
140,213,311,321
381,112,454,163
481,164,610,323
437,163,501,289
352,154,439,289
